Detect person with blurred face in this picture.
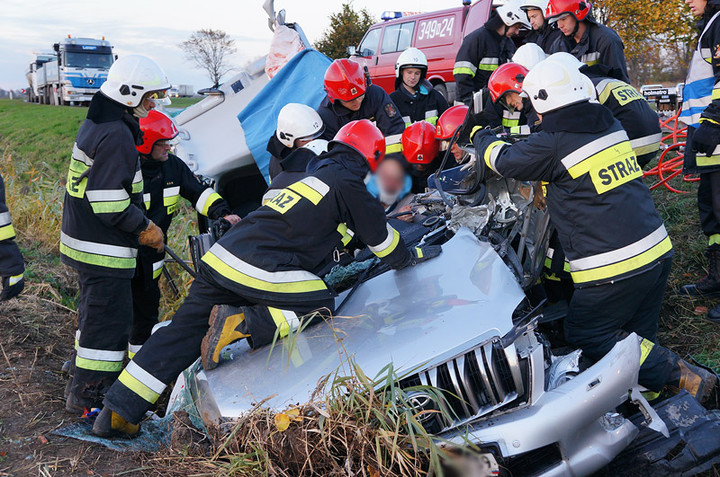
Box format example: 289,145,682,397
367,155,414,220
520,0,562,52
453,0,530,105
545,0,630,83
389,48,449,128
317,59,405,154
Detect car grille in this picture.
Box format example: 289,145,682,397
400,338,525,430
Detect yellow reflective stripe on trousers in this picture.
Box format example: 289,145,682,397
639,337,654,364
201,245,328,294
75,346,125,372
483,140,508,173
710,234,720,246
8,274,23,286
570,225,672,284
0,223,15,241
268,307,300,338
60,231,137,269
127,343,142,359
118,360,166,404
195,188,222,216
368,224,400,258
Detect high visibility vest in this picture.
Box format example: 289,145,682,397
680,10,720,128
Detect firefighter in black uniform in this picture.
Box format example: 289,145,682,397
93,120,442,437
679,0,720,323
60,55,171,414
546,0,630,83
472,58,717,402
129,110,240,358
389,47,449,128
521,0,563,52
317,59,405,154
266,103,325,182
262,139,328,205
549,52,661,167
0,172,24,301
453,0,529,105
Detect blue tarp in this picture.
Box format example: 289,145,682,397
237,49,332,183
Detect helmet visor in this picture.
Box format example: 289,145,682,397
145,90,171,106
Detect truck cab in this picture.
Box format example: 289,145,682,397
52,36,114,105
349,0,491,103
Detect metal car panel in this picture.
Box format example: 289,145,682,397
191,228,525,420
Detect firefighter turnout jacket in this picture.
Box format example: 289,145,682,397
317,84,405,154
262,146,318,204
549,20,630,84
475,101,672,286
525,24,564,53
453,15,517,105
0,173,24,280
60,93,149,278
389,81,449,127
266,134,293,181
138,153,230,281
200,143,412,306
582,64,662,167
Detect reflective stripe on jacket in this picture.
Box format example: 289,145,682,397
476,102,672,286
60,96,148,278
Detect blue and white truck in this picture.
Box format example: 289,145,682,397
26,36,115,106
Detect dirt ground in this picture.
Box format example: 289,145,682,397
0,288,148,476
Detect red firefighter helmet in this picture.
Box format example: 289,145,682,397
402,121,440,164
435,105,469,140
332,119,386,172
324,59,367,103
545,0,592,22
137,110,179,155
488,63,529,103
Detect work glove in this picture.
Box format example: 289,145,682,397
212,217,233,240
138,221,165,252
692,120,720,156
396,245,443,269
0,274,24,301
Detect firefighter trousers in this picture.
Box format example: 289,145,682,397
70,271,132,409
103,272,333,424
698,171,720,240
564,259,676,392
129,263,161,355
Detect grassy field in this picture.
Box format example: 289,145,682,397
0,98,718,475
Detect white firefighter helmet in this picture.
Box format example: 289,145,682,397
100,55,171,108
497,0,532,28
301,138,329,155
521,58,591,114
275,103,325,148
512,43,547,70
520,0,549,12
395,47,428,77
545,52,598,100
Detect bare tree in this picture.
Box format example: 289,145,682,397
180,29,237,88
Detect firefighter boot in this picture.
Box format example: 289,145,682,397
92,407,139,438
680,245,720,297
706,304,720,323
668,359,718,404
201,305,250,371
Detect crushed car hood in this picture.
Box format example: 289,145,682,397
190,228,526,421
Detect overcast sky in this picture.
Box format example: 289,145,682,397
0,0,464,90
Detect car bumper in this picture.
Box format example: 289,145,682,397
442,334,646,476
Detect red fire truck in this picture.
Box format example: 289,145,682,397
348,0,493,103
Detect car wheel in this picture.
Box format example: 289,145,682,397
434,82,448,101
